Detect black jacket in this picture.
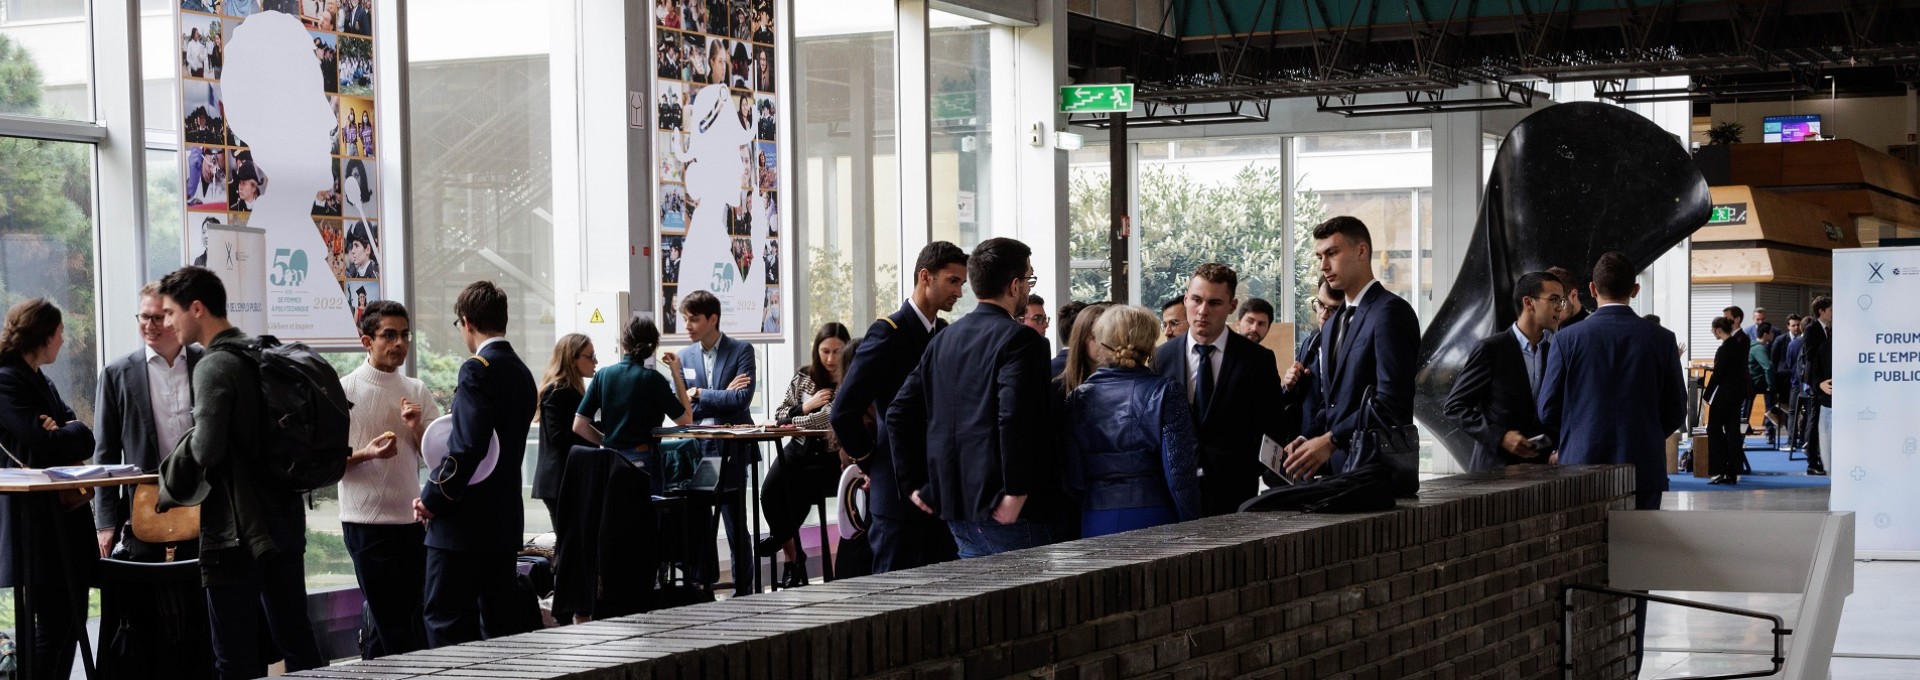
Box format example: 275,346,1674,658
92,346,203,531
1706,335,1753,419
1803,320,1833,408
831,301,944,519
534,383,587,501
888,302,1056,523
421,340,537,553
1154,330,1286,516
553,446,655,619
1306,284,1422,470
0,355,96,588
1443,328,1549,471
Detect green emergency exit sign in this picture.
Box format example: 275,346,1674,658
1060,84,1134,114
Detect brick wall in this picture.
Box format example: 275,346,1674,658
293,465,1637,680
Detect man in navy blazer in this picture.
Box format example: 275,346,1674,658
675,289,758,595
1537,252,1687,510
831,242,967,573
1154,263,1286,516
1286,217,1421,483
416,281,538,647
1444,272,1565,472
889,238,1060,558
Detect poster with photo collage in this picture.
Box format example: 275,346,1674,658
653,0,783,340
179,0,382,348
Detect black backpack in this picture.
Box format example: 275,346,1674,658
216,335,353,492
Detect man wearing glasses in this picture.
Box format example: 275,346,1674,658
338,300,437,657
1021,294,1050,337
91,282,212,675
1442,272,1566,472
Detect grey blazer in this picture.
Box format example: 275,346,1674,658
92,346,203,531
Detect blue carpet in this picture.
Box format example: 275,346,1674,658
1669,436,1831,492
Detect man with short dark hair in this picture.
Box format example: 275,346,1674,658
1287,216,1421,486
1538,252,1686,510
675,288,759,594
1234,298,1275,344
1722,305,1755,428
1444,271,1565,472
1546,266,1590,327
1801,297,1834,476
889,237,1060,557
1156,262,1288,515
1160,298,1187,342
92,282,211,676
416,281,538,646
1052,300,1089,377
340,300,437,657
1021,293,1050,338
1779,314,1808,451
833,242,967,573
156,266,326,679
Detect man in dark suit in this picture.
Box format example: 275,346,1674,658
674,289,759,595
1547,266,1591,328
1444,271,1565,472
1721,305,1756,431
1538,251,1687,510
416,281,538,647
92,283,211,676
1769,315,1800,448
1285,217,1421,485
1155,262,1287,516
1704,316,1752,484
890,238,1060,557
832,242,967,573
1801,297,1833,475
1280,280,1340,443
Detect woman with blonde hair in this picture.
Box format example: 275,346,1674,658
1057,302,1114,394
1064,305,1201,537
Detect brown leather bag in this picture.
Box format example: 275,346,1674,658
131,483,200,544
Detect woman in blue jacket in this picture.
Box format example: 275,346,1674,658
1065,305,1202,536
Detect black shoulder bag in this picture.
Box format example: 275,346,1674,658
1342,385,1421,498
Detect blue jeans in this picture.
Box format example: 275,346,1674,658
947,518,1056,559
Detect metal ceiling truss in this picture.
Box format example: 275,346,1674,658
1067,0,1920,114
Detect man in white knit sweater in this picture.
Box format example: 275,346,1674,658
338,300,439,658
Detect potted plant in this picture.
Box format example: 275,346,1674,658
1706,121,1745,146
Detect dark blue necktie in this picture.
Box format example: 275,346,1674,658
1195,344,1216,420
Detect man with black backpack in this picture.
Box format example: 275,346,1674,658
156,266,329,679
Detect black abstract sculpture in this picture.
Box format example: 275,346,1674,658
1414,102,1712,467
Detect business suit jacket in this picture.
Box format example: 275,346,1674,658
1769,334,1794,389
92,346,204,532
1705,335,1752,419
679,334,758,479
1538,306,1687,494
1281,331,1324,442
832,301,945,519
1305,284,1422,471
888,302,1055,523
1154,329,1286,516
1443,329,1549,472
421,340,537,554
1803,320,1833,408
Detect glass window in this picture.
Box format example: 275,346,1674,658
407,3,556,542
795,0,898,333
145,148,181,280
1292,130,1433,330
1067,144,1111,302
929,9,992,315
0,0,93,120
0,136,99,423
1135,137,1286,319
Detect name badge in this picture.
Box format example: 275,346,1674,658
683,367,698,382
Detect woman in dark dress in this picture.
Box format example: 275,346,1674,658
535,333,598,532
0,298,98,680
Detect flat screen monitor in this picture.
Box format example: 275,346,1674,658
1763,115,1822,143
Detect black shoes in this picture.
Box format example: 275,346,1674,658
1807,466,1828,476
1709,475,1740,485
779,554,810,588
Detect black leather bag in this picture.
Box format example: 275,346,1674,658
1342,386,1420,498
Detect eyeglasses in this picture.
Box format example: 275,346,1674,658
1533,295,1569,310
1022,275,1038,287
374,329,413,342
1026,314,1049,324
453,318,465,329
134,313,166,325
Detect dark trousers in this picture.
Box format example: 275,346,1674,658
867,510,956,573
1707,417,1746,477
759,445,833,557
23,567,86,680
423,546,529,648
342,522,428,658
1198,467,1256,517
715,490,753,595
1802,399,1826,468
202,545,326,680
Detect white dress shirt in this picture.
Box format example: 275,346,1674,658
145,346,194,457
907,299,935,333
1184,331,1230,405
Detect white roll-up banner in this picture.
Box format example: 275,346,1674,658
1831,246,1920,559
